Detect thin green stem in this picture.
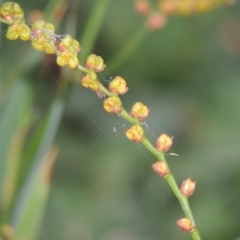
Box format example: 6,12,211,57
120,109,139,125
76,71,202,239
79,0,111,63
78,65,90,74
106,24,148,73
142,138,200,240
166,175,196,223
69,64,202,240
142,138,165,161
99,84,114,97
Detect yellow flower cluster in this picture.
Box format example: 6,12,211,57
80,53,150,143
103,96,122,114
81,71,101,91
0,2,184,155
108,76,128,95
86,54,105,72
134,0,235,31
80,55,106,92
159,0,235,15
6,17,30,41
0,2,81,69
130,102,149,120
126,125,145,143
31,20,56,53
56,35,80,68
0,2,24,23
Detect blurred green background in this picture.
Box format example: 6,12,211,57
1,0,240,240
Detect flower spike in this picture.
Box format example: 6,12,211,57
180,178,196,197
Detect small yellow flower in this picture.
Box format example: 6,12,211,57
32,32,56,53
0,2,24,24
56,35,80,68
103,96,122,114
31,20,55,34
152,161,170,178
176,218,195,232
58,34,80,53
31,20,56,53
6,17,31,41
180,178,196,197
130,102,149,120
81,71,100,91
109,76,128,95
85,54,105,72
57,51,79,68
156,134,173,152
126,125,145,143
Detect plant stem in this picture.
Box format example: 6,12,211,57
142,138,201,240
76,64,202,240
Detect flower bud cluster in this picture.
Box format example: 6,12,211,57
0,2,81,69
56,35,80,68
81,54,106,94
159,0,235,15
6,17,31,41
180,178,196,197
126,125,145,143
103,96,122,114
134,0,234,31
156,134,173,152
81,71,100,91
152,162,170,178
83,54,149,143
31,20,56,53
177,218,195,232
109,76,128,95
134,0,167,31
0,2,24,23
86,54,105,72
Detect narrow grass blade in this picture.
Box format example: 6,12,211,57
0,80,32,206
13,147,58,239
